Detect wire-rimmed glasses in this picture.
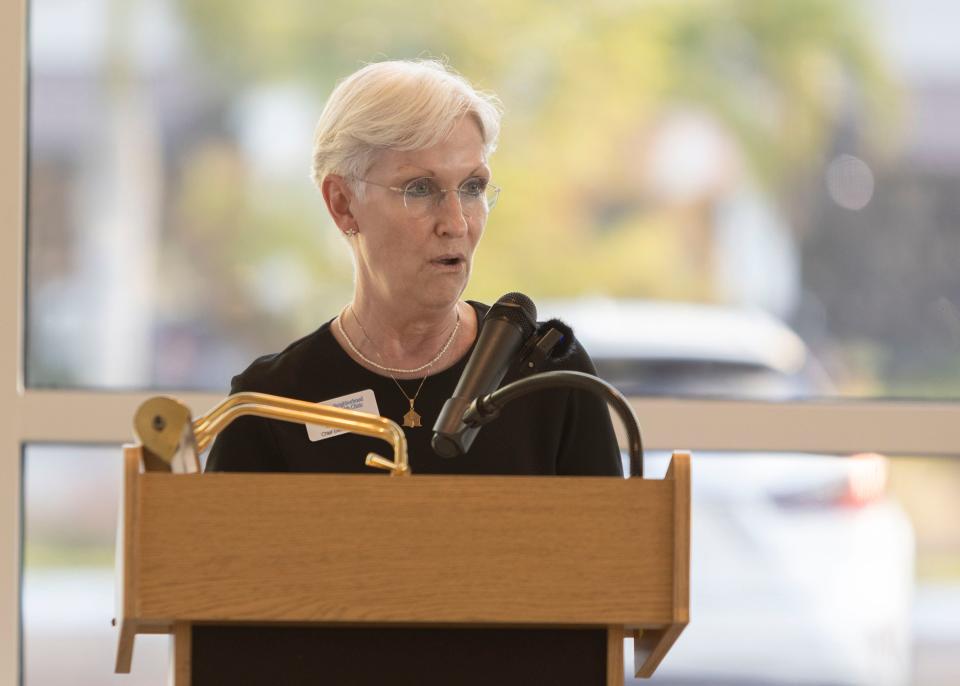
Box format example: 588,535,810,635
359,176,501,218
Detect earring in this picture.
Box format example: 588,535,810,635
344,228,358,237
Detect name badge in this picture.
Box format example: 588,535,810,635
306,389,380,442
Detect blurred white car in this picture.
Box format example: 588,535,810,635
541,298,915,686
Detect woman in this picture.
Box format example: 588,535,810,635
206,60,621,476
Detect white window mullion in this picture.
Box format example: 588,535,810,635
12,390,960,457
629,398,960,456
19,390,223,445
1,0,27,680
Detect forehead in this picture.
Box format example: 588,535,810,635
372,117,488,178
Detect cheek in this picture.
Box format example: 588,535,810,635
358,212,406,253
470,219,486,248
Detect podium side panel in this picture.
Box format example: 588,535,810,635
114,445,140,673
634,452,691,677
668,451,691,625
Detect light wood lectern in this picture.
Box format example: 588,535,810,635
115,444,689,685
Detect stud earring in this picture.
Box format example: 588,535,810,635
344,228,358,237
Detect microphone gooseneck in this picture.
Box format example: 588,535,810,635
464,370,645,478
431,292,537,458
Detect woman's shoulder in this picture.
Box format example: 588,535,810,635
230,321,338,395
534,317,598,374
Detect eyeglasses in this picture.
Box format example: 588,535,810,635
359,176,501,217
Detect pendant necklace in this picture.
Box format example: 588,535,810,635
337,305,460,428
394,376,428,428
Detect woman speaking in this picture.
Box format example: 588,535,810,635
206,60,621,476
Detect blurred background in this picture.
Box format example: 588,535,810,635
21,0,960,683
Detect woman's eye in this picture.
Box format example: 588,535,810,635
404,178,435,197
460,178,487,196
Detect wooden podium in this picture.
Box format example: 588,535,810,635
115,446,689,685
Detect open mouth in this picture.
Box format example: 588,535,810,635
433,256,463,266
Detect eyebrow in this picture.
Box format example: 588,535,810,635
395,165,490,178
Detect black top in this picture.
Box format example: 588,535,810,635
205,302,622,476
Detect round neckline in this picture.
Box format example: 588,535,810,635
324,301,487,382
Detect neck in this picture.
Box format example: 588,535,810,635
347,292,463,371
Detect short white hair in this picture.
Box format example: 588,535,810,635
311,59,502,195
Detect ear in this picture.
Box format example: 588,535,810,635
321,174,359,235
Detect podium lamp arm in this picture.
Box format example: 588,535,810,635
133,392,410,475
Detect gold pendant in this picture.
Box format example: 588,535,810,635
403,406,422,428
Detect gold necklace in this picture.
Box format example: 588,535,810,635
337,305,461,428
339,305,461,374
391,376,428,428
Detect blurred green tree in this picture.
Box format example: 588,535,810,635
173,0,895,303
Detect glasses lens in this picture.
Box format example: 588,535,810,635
399,179,499,215
485,184,500,210
402,178,439,216
457,180,499,214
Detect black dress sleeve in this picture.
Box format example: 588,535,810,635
203,374,287,472
552,341,624,477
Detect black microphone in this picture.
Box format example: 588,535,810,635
432,292,537,458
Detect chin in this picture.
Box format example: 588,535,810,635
422,280,469,310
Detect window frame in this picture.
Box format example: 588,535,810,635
3,0,960,681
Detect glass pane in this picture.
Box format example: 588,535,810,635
623,451,960,686
26,0,960,399
22,445,168,685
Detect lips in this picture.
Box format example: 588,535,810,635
431,254,465,266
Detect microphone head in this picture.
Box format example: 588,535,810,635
430,292,537,459
486,292,537,337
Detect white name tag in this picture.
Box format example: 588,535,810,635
306,389,380,442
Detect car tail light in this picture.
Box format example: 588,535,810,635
772,453,888,509
838,452,888,508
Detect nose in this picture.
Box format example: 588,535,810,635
435,189,469,237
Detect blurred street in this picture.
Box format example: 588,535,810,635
911,584,960,686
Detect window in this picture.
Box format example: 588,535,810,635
4,1,960,685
